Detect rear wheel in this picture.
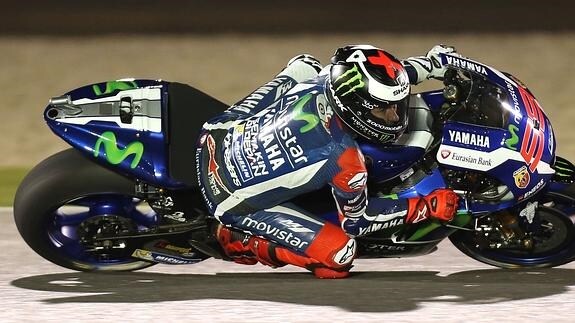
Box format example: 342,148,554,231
14,149,158,271
449,189,575,268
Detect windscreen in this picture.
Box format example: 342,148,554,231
447,68,510,129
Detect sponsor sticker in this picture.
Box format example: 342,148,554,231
132,249,154,261
358,217,404,236
519,179,546,201
241,217,310,250
364,243,406,252
437,145,499,171
448,130,490,148
206,134,230,195
445,56,488,75
334,239,356,265
513,166,530,189
198,133,208,146
347,172,367,190
316,95,333,133
229,96,311,183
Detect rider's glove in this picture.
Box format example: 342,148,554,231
426,44,460,79
403,44,460,83
287,54,323,73
406,189,459,224
279,54,323,82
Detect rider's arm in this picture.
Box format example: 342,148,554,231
327,145,458,237
402,45,459,84
325,145,411,237
332,187,458,237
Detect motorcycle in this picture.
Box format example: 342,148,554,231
13,53,575,272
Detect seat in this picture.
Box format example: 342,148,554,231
167,82,228,186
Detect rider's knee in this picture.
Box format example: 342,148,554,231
305,222,356,269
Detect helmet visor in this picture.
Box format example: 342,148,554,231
364,96,409,131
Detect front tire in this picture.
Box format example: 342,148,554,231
14,149,157,271
449,188,575,268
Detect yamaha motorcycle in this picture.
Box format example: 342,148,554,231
14,54,575,272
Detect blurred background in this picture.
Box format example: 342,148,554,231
0,0,574,203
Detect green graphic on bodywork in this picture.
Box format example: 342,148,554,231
334,65,365,96
93,131,144,169
292,93,320,133
407,211,471,241
93,81,138,96
554,159,574,177
505,124,520,150
380,194,399,200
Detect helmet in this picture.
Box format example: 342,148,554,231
327,45,410,144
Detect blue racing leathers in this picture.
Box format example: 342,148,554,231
196,58,436,269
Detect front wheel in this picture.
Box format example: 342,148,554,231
14,149,158,272
449,189,575,268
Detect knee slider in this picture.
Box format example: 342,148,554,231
305,222,356,269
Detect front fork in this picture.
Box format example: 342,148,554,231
452,188,537,251
472,211,535,251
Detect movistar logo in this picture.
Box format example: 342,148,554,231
334,65,365,96
93,131,144,168
93,81,138,96
505,124,520,150
292,93,319,133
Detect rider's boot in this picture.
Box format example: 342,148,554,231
215,224,353,279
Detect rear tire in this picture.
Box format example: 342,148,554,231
14,149,157,271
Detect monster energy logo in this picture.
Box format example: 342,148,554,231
93,131,144,169
554,159,574,178
407,212,471,241
334,65,365,96
505,124,519,150
292,93,319,133
93,81,138,96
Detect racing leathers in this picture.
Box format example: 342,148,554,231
196,47,459,278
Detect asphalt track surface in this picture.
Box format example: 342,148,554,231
3,208,575,322
3,33,575,322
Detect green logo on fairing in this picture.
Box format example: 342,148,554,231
505,124,520,150
406,212,471,241
94,131,144,169
554,159,574,178
93,81,138,96
292,93,320,133
334,65,365,96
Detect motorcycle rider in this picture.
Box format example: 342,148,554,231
196,44,460,278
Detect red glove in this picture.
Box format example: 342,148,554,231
406,189,459,224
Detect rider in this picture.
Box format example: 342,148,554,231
196,44,460,278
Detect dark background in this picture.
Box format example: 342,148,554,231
2,0,574,35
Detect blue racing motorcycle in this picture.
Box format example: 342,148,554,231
13,54,575,271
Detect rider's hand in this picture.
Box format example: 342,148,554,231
407,189,460,223
426,44,460,79
287,54,323,73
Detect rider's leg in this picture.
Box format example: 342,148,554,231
215,203,356,278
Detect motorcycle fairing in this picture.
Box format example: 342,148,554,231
44,79,184,187
436,54,556,202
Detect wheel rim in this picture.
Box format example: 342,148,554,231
482,208,573,265
452,193,575,267
46,194,158,267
